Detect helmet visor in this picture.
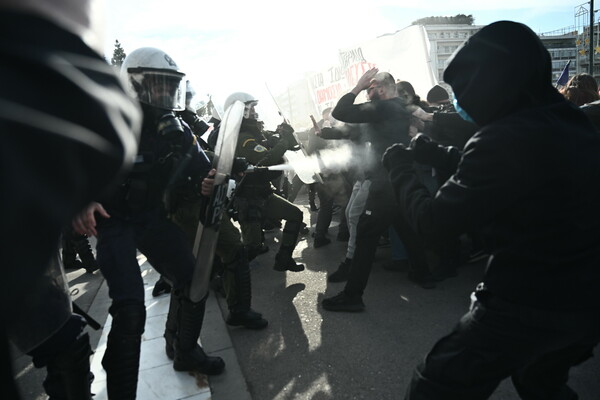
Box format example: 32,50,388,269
131,70,186,111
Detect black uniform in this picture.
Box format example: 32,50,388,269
95,105,223,398
385,21,600,399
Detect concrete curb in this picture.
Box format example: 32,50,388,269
202,293,252,400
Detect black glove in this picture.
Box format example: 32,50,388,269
276,122,294,135
382,143,414,171
232,157,249,174
411,134,443,166
276,123,298,149
265,132,281,148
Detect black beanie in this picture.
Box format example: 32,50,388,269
426,85,449,103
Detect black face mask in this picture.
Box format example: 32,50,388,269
157,112,184,140
141,103,184,140
241,118,262,134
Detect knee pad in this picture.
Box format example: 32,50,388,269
288,206,303,223
109,301,146,337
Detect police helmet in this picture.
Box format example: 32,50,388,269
224,92,258,119
121,47,186,111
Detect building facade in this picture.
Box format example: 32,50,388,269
423,24,482,83
539,27,577,84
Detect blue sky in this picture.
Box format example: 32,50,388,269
103,1,588,127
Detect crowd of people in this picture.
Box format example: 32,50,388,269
3,3,600,399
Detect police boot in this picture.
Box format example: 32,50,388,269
43,333,93,400
172,296,225,375
152,276,172,297
101,302,146,400
72,234,98,273
225,248,268,330
308,184,318,211
273,220,304,272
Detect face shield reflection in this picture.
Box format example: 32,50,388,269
141,71,186,111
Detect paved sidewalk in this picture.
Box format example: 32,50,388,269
87,256,250,400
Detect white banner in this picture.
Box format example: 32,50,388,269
307,25,436,115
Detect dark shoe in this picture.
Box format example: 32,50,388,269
328,259,351,282
408,273,436,289
173,345,225,375
382,259,410,272
226,309,268,330
309,202,319,212
152,277,172,297
336,231,349,242
273,255,305,272
314,236,331,248
322,291,365,312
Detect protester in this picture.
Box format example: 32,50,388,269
322,68,434,312
561,85,599,106
383,21,600,399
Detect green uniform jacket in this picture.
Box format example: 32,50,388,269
235,120,289,196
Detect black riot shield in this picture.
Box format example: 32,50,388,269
189,100,244,302
7,249,72,352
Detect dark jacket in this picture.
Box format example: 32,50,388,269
580,99,600,132
105,106,211,214
388,21,600,310
332,93,411,182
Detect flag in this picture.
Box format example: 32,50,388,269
556,60,571,87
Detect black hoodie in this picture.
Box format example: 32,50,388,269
388,21,600,310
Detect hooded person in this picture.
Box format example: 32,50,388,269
1,1,141,399
382,21,600,399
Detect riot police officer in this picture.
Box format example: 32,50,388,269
74,47,224,399
168,86,268,329
228,92,305,272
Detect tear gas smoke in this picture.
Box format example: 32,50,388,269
284,142,358,177
266,164,294,171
